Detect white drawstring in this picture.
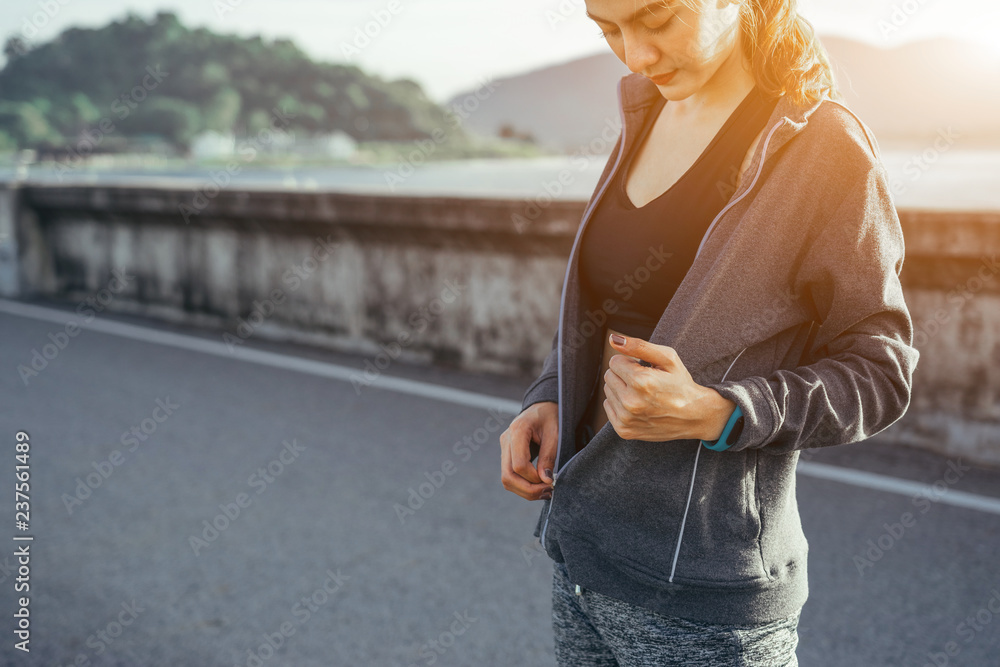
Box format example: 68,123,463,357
669,444,702,583
668,346,748,583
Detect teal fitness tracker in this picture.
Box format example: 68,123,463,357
701,404,744,451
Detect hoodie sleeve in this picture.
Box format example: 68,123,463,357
705,162,920,455
520,328,560,414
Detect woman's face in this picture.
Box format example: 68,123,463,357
585,0,744,99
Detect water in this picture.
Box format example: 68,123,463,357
1,150,997,211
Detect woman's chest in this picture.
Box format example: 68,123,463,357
623,112,767,209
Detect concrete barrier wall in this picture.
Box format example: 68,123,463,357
0,185,21,298
896,210,1000,467
6,183,999,466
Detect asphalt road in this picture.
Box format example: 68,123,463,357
1,299,998,666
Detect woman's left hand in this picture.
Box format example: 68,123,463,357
603,333,736,442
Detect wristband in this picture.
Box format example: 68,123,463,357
700,404,744,451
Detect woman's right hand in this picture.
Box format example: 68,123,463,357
500,401,558,501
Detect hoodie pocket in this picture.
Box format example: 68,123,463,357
747,449,773,582
543,426,691,574
545,428,772,588
666,448,773,586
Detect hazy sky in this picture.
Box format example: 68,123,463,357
3,0,998,102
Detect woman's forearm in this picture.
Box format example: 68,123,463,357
692,385,739,442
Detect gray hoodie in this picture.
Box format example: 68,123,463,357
520,72,920,625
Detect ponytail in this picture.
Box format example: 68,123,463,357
738,0,842,106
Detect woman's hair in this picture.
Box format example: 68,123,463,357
736,0,843,105
671,0,842,105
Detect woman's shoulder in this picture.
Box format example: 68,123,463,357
736,97,881,195
794,97,885,173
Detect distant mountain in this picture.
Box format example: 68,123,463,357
448,36,1000,151
447,52,630,154
0,11,463,153
822,36,1000,147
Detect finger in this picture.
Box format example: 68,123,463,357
500,430,536,499
604,366,628,397
609,333,675,370
504,422,554,501
510,421,544,487
608,353,643,386
603,397,622,433
536,424,557,486
607,370,641,422
525,418,557,498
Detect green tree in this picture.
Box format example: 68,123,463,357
203,87,241,132
0,11,464,152
3,36,29,61
0,102,61,146
119,97,201,146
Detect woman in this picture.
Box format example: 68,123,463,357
500,0,920,665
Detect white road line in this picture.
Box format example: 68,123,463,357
0,298,523,414
796,461,1000,515
4,298,1000,516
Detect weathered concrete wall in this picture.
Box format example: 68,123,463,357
7,183,1000,466
895,211,1000,466
11,184,581,379
0,185,21,297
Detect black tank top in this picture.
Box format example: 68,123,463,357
578,86,780,341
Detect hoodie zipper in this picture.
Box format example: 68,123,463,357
539,79,631,550
540,85,788,555
694,116,789,259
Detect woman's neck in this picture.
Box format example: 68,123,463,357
661,38,756,124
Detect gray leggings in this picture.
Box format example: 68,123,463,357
552,561,800,666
